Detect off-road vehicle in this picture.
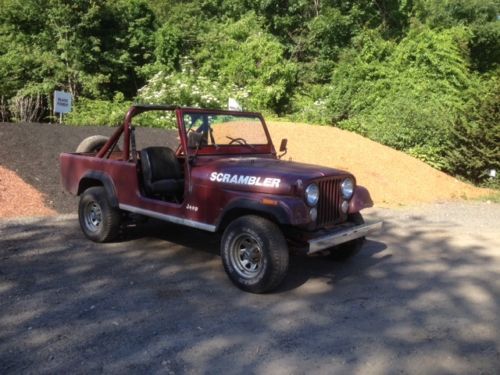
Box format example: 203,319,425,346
60,105,382,293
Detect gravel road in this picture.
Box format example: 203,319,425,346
1,202,499,374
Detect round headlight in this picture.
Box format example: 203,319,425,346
341,178,354,199
305,183,319,206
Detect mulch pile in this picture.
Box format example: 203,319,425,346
0,165,56,217
0,121,490,217
268,121,491,206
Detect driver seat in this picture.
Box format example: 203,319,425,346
140,147,184,199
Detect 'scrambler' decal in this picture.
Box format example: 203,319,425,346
209,172,280,188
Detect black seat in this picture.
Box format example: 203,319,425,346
140,147,184,199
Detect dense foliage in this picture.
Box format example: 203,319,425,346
0,0,498,186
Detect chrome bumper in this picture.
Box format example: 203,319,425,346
308,221,383,254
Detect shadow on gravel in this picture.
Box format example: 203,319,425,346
0,212,499,373
115,219,389,293
278,239,389,293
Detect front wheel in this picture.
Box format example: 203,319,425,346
221,215,289,293
78,187,121,242
327,213,365,261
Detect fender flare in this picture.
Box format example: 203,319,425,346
78,171,119,208
348,185,374,213
216,198,291,231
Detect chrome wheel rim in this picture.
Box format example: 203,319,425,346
230,234,263,279
84,201,102,232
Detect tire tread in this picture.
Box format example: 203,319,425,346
76,135,111,153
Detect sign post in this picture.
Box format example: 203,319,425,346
54,91,72,123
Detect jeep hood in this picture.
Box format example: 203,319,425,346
216,157,347,178
194,157,351,194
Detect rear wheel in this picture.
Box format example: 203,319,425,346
221,215,289,293
78,186,121,242
327,213,365,261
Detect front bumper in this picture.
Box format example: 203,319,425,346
307,221,383,254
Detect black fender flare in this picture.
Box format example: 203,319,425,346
216,198,291,231
78,171,119,208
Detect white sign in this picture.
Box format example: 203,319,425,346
228,98,242,111
54,91,72,114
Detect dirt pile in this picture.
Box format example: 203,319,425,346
0,165,56,217
268,121,490,206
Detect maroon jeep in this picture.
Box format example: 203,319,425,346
60,105,381,293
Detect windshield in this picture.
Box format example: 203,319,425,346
183,112,269,148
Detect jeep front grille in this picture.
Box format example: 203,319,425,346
317,177,347,227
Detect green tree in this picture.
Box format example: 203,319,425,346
194,13,297,114
446,75,500,185
413,0,499,72
324,27,475,169
0,0,156,120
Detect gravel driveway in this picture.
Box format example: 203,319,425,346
1,202,499,374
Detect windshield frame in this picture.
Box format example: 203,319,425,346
179,107,276,157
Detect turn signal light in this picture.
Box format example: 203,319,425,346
261,198,279,206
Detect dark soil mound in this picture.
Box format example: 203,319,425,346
0,122,177,214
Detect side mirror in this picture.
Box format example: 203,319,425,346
278,138,288,159
279,138,288,152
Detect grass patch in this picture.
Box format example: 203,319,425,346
473,190,500,203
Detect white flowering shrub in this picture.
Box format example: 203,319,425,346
289,85,331,125
136,59,249,128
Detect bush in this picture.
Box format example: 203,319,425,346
316,27,476,169
289,85,331,125
136,58,250,128
138,60,240,108
65,93,130,126
446,74,500,185
9,94,45,123
194,13,297,115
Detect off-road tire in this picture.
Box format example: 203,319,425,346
221,215,289,293
78,186,121,242
327,212,365,261
76,135,114,153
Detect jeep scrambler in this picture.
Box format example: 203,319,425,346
60,105,382,293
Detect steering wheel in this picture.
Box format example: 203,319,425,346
227,136,248,145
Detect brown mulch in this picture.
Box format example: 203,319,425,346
268,121,491,206
0,165,56,217
0,120,491,218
